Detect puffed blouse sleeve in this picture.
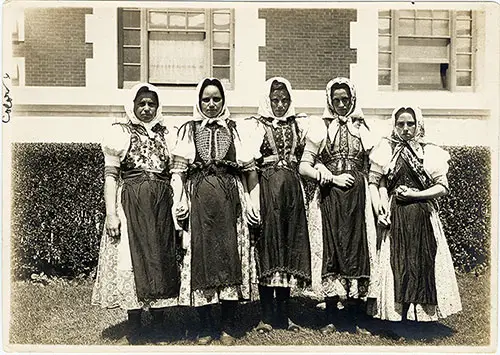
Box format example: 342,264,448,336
171,121,195,174
423,144,450,191
239,117,265,161
368,138,393,185
102,122,131,178
300,116,327,165
295,113,309,143
233,119,257,171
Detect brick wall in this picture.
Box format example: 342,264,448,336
12,8,93,87
259,9,357,90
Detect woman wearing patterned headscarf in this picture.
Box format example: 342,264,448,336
367,106,461,323
92,83,183,344
171,78,254,345
243,77,311,333
299,77,377,335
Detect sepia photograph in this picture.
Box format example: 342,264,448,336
2,1,499,353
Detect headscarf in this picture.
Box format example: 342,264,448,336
124,83,165,138
322,77,373,150
193,77,231,128
258,77,296,126
385,105,427,176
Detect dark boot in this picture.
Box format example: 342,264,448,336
276,287,299,331
351,299,372,336
196,305,215,345
256,285,274,333
321,297,339,334
220,300,237,345
126,309,144,345
150,308,165,339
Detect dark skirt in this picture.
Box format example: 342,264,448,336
389,198,438,305
256,167,311,283
190,172,242,290
320,170,370,279
121,173,180,300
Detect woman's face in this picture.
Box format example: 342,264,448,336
133,92,158,123
395,111,417,141
331,88,351,116
200,85,223,118
270,88,291,118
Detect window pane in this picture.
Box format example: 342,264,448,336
456,71,472,86
213,67,230,82
399,63,447,90
379,36,391,52
456,20,472,36
124,65,140,81
399,10,415,18
149,11,168,29
168,12,186,29
213,49,230,66
433,10,449,19
188,12,205,29
398,37,449,62
457,10,472,19
433,20,449,36
213,13,230,31
213,32,230,47
417,10,432,18
415,19,432,36
124,29,141,45
123,47,140,64
378,18,391,35
123,10,140,28
457,54,472,69
379,10,391,18
149,32,206,84
399,19,415,36
378,70,391,85
379,53,391,69
457,37,472,53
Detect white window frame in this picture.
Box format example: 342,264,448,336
378,10,475,92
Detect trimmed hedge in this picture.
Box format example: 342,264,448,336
11,143,105,280
10,143,491,279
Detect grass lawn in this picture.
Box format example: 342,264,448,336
8,271,491,348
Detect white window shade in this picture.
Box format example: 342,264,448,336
148,32,207,84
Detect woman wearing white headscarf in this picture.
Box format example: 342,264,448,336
299,77,377,335
171,78,254,345
244,77,311,333
92,83,183,344
367,106,461,323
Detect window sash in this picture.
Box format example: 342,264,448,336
378,9,474,91
118,8,234,88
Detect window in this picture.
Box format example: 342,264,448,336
118,8,234,88
378,10,474,91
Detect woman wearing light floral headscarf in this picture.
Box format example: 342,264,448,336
171,78,254,345
299,77,377,335
243,77,311,333
92,83,183,344
367,106,461,323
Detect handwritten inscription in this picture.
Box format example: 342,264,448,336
3,73,13,123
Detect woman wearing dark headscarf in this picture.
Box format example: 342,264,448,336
244,77,311,333
367,106,461,323
92,83,183,344
171,78,254,345
299,77,377,334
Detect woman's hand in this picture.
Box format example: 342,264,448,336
395,185,419,202
377,212,391,228
315,164,334,186
174,197,189,221
246,198,261,226
332,173,355,188
105,213,121,240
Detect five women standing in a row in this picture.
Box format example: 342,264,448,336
92,76,461,345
